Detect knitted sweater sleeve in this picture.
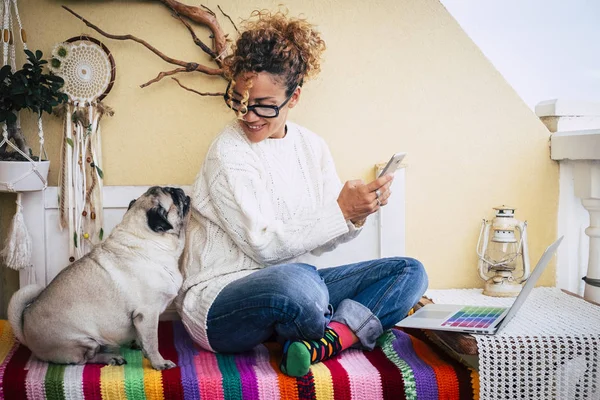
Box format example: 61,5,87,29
197,139,351,266
309,137,362,256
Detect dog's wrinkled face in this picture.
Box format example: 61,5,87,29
128,186,191,235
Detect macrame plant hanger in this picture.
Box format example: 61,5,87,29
51,35,115,262
0,0,46,284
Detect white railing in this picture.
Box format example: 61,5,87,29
537,99,600,303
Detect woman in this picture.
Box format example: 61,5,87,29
177,10,428,377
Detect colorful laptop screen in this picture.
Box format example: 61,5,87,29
441,306,506,328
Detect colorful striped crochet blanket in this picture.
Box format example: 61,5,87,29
0,320,478,399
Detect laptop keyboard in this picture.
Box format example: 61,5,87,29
441,306,506,328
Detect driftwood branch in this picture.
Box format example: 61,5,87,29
172,77,224,97
172,12,218,62
218,5,240,35
141,67,188,88
201,5,216,17
62,1,232,91
156,0,228,59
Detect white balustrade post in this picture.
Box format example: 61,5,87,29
577,162,600,302
581,198,600,301
538,99,600,302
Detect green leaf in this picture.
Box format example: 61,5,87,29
65,137,74,147
96,166,104,179
99,228,104,241
74,232,78,248
1,49,68,125
46,74,63,83
24,49,34,61
12,86,26,95
0,65,11,80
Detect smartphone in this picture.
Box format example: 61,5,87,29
378,152,406,178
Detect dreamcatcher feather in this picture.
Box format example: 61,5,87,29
51,36,115,261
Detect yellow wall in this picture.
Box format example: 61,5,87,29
1,0,558,297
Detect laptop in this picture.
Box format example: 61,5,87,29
396,236,563,335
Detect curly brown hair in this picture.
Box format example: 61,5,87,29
223,9,326,97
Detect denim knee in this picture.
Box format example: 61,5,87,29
400,257,429,302
269,263,330,340
273,290,329,340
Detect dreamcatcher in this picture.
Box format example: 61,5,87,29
51,35,116,262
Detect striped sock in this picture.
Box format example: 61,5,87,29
280,324,353,377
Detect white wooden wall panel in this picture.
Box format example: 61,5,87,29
20,169,406,288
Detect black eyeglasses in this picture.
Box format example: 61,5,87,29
223,82,298,118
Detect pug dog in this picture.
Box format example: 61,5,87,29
8,186,190,370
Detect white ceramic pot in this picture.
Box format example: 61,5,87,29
0,160,50,192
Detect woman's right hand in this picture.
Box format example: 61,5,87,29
337,174,394,223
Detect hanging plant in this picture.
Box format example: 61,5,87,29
0,50,68,161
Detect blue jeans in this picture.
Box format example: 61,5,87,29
206,257,428,353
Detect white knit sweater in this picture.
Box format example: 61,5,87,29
177,120,361,351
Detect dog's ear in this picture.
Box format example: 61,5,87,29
146,206,174,233
128,199,137,210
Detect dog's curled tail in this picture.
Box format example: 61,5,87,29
7,284,44,346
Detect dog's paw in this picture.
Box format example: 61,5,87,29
109,356,127,366
152,359,176,370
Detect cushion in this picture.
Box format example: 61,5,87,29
0,319,478,399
